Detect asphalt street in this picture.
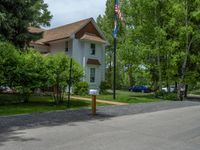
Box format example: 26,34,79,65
0,105,200,150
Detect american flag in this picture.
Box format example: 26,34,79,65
113,16,118,38
115,1,124,23
113,0,125,38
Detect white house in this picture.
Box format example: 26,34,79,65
29,18,107,89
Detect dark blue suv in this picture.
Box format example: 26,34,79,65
129,86,151,93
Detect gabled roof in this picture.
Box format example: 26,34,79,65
29,18,107,44
80,33,107,44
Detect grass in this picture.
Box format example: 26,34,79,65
0,91,163,116
0,94,102,116
82,90,161,104
190,91,200,95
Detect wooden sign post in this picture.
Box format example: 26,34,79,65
92,95,96,115
89,89,98,115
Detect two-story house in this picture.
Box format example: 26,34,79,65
29,18,107,90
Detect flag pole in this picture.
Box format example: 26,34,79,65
113,0,117,100
113,36,117,100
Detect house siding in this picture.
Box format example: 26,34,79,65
83,41,105,89
50,42,65,54
72,38,84,65
31,44,49,53
49,39,73,56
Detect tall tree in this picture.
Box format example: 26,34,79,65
0,0,52,48
167,0,200,98
99,0,200,97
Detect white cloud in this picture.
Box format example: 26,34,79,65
44,0,107,28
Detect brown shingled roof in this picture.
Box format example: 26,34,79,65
87,58,101,65
34,18,92,43
80,33,107,44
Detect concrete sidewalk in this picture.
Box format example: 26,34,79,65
70,96,128,106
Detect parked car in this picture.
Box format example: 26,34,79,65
162,85,176,92
0,86,12,93
129,86,151,93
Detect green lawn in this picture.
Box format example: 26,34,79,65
0,91,162,116
0,94,99,116
190,91,200,95
83,90,161,104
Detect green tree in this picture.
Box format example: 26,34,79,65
0,42,83,103
14,50,47,102
0,0,52,48
45,53,83,104
166,0,200,98
99,0,200,100
0,42,19,86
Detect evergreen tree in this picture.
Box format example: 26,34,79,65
0,0,52,48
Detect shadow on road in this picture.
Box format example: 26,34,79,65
186,95,200,102
0,109,113,146
0,131,41,147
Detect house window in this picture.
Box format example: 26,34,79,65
65,41,69,52
90,43,96,55
90,68,96,83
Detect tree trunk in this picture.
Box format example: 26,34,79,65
184,84,188,98
178,0,189,100
177,83,184,101
128,67,134,87
154,5,162,91
181,0,189,82
175,82,178,92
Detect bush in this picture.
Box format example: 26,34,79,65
74,81,89,96
99,81,110,94
155,90,165,98
0,42,84,103
163,93,177,100
155,91,177,100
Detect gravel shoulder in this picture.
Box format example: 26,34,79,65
0,101,199,132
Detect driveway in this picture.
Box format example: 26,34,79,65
0,101,200,150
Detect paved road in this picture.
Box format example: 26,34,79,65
0,104,200,150
0,101,199,131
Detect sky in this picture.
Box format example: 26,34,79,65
44,0,107,29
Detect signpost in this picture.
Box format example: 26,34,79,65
89,89,99,115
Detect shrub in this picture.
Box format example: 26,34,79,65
155,91,177,100
163,93,177,100
99,81,110,94
0,43,84,103
74,81,89,96
45,53,83,104
155,90,165,98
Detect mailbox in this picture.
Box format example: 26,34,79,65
89,89,99,96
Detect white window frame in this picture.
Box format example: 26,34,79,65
65,41,69,52
90,68,96,83
90,43,96,55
